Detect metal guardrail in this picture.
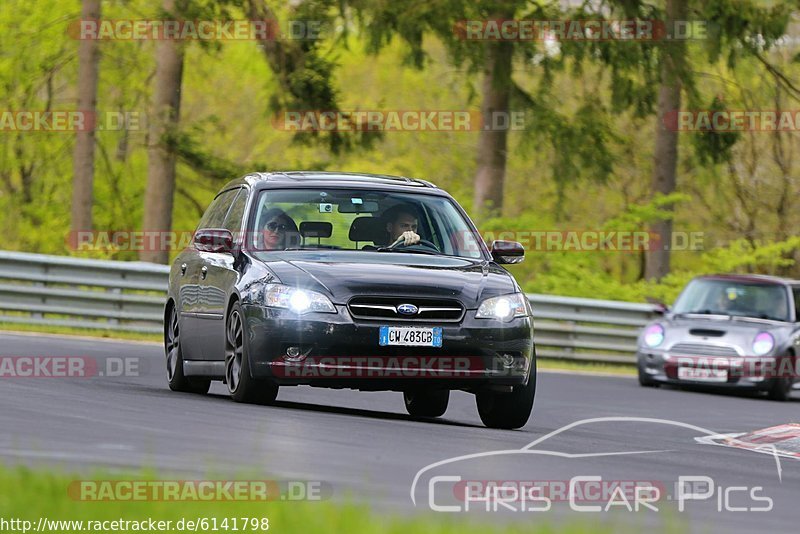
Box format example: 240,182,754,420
528,294,658,365
0,250,169,334
0,250,659,364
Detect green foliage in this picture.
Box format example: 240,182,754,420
512,237,800,304
1,0,799,303
690,96,741,165
604,193,692,231
701,237,800,273
0,464,621,534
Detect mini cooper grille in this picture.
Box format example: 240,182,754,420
347,297,464,322
669,342,740,357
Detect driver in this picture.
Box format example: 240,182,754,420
713,288,742,314
383,204,421,247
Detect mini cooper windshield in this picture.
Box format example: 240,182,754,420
672,278,791,322
246,188,485,259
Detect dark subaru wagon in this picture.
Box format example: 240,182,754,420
165,171,536,428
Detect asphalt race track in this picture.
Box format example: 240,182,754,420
1,332,798,533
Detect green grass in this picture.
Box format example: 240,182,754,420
537,358,636,376
0,464,646,534
0,323,161,343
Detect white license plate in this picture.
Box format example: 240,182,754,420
677,367,728,382
379,326,442,347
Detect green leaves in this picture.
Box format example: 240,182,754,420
690,95,740,164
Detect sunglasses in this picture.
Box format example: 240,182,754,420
264,221,289,232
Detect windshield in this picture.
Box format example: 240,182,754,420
672,278,791,322
245,188,485,259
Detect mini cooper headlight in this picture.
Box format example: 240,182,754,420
643,324,665,348
752,332,775,356
262,284,335,314
476,293,528,321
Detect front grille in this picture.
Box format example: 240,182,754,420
668,342,740,357
347,296,464,322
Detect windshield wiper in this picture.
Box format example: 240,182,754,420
375,247,442,256
672,309,730,318
731,314,787,323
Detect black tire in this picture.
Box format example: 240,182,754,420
767,377,792,401
638,366,659,388
476,360,536,430
225,301,278,405
767,355,795,402
165,304,210,394
404,390,450,417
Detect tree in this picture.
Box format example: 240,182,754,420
586,0,795,280
71,0,101,235
349,0,621,218
473,38,513,215
141,0,186,264
139,0,365,263
246,0,377,154
646,0,687,280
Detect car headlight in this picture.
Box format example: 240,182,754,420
476,293,528,321
262,284,336,314
752,332,775,356
643,324,665,348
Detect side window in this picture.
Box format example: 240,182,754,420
222,188,248,233
793,288,800,322
196,189,238,230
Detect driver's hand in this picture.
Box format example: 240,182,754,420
401,231,420,245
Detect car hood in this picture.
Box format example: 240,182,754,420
253,251,517,307
646,315,793,354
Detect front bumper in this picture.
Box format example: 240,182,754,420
243,304,535,390
637,349,789,390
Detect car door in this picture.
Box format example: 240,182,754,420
196,187,249,361
182,188,240,360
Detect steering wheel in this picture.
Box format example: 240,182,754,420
389,238,440,252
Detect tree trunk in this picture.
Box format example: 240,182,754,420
141,0,184,264
645,0,688,280
71,0,101,234
473,39,513,218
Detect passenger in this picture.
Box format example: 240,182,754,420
258,208,299,250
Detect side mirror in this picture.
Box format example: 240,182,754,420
194,228,234,254
490,240,525,264
645,296,670,315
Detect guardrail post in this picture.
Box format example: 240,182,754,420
108,285,121,327
32,261,45,321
